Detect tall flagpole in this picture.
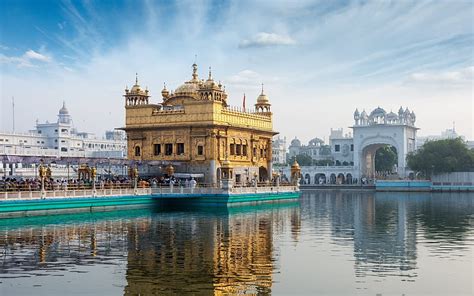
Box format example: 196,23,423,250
12,96,15,133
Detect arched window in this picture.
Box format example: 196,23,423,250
135,146,141,157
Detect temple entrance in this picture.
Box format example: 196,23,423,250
361,144,398,180
258,166,268,182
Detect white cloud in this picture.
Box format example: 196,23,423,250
407,67,474,85
24,50,51,63
239,32,296,48
0,49,52,68
226,70,261,86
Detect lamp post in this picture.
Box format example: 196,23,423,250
38,160,46,199
91,166,97,196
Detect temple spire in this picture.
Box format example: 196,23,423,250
192,63,198,81
135,73,138,85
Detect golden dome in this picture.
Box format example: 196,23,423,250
174,63,202,94
256,84,270,105
291,159,300,170
175,81,200,94
161,83,169,98
129,73,148,96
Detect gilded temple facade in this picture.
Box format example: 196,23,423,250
122,64,276,185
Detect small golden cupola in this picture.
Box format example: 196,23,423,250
124,73,150,106
255,83,271,112
161,82,169,100
197,67,228,106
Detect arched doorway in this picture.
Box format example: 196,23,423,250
346,173,353,184
337,173,345,184
304,173,311,184
330,173,336,184
314,173,326,184
361,144,398,180
258,166,268,182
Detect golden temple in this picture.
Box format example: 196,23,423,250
122,64,276,185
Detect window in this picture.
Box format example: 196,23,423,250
253,147,257,156
230,144,235,155
55,139,58,143
165,143,173,155
61,147,67,152
335,144,340,152
38,131,42,134
197,145,204,155
154,144,161,155
350,144,354,151
54,129,58,132
135,146,141,156
260,148,263,158
177,143,185,155
236,144,242,155
61,129,68,133
242,145,247,156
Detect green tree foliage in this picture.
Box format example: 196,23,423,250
314,159,334,166
375,146,397,172
288,154,313,166
407,138,474,176
319,145,332,155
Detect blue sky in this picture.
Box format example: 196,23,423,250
0,0,473,141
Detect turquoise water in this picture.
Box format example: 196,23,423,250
0,190,472,295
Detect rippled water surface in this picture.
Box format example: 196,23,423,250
0,191,473,295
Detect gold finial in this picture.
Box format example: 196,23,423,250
135,73,138,85
192,63,198,80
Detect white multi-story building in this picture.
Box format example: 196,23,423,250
1,103,127,178
0,102,126,159
272,136,287,165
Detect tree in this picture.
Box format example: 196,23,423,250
407,138,474,177
319,145,332,156
314,159,334,166
375,146,397,172
288,154,313,166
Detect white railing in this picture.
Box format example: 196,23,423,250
1,188,151,201
150,185,298,195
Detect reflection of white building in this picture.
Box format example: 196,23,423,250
272,136,287,165
1,103,127,177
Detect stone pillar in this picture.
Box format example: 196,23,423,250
210,160,216,186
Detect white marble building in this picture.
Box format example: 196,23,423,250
272,136,287,165
1,103,127,178
281,106,418,184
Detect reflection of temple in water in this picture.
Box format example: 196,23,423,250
0,204,301,295
124,207,296,295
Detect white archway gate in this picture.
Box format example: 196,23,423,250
352,109,418,180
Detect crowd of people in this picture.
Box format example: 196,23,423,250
0,175,200,192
